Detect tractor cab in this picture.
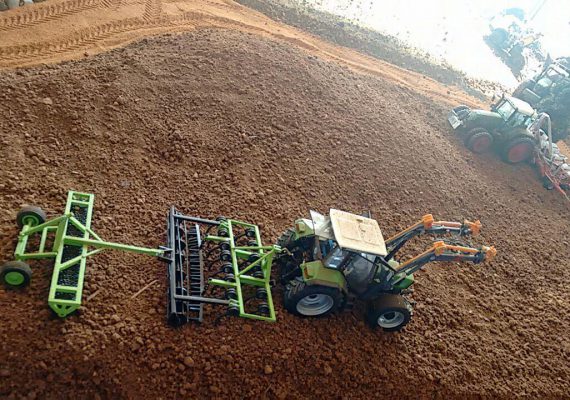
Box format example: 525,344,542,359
535,63,569,94
492,95,536,128
314,209,387,292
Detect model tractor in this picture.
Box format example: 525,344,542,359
275,210,496,332
513,60,570,142
448,95,539,164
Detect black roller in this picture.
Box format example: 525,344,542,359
258,303,270,316
221,262,233,274
226,288,238,300
256,288,268,300
227,304,240,317
220,249,232,262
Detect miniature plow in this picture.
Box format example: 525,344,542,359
1,191,164,317
166,208,280,326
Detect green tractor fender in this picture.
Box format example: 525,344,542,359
300,260,348,293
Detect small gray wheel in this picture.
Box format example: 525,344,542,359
283,280,342,317
296,293,335,316
16,206,46,228
0,261,32,288
377,311,406,329
367,294,412,332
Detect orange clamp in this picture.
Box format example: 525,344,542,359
483,246,497,262
422,214,434,229
465,220,482,236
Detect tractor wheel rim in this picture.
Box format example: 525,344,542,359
296,294,334,316
21,215,39,226
377,311,405,329
508,143,533,163
5,271,25,286
473,136,491,153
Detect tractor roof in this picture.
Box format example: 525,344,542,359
329,209,387,256
505,96,535,116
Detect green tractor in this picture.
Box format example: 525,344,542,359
448,95,539,164
275,210,495,332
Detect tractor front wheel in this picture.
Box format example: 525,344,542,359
284,280,342,317
367,294,412,332
501,137,535,164
0,261,32,288
465,128,493,154
16,206,46,228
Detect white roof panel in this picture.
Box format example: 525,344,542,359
329,209,387,256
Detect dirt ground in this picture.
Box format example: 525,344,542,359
0,28,569,399
0,0,482,109
1,1,570,400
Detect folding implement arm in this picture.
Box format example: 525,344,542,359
384,214,496,278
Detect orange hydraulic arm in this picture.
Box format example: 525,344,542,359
383,214,496,277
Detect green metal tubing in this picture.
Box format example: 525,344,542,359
209,219,277,322
48,191,95,317
62,237,164,256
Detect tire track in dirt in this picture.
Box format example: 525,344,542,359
0,12,204,63
0,0,483,108
142,0,162,21
0,0,99,32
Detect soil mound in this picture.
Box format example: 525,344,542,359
0,29,568,399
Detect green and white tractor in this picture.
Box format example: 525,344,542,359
513,59,570,142
275,210,495,332
448,95,540,164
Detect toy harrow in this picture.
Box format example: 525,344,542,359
2,191,280,324
165,208,280,326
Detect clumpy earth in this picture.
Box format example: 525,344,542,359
0,29,569,399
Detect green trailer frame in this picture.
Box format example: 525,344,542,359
11,191,163,317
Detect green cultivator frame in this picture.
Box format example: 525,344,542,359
2,191,280,324
165,208,280,326
2,191,164,317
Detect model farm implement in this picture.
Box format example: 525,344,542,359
1,191,279,323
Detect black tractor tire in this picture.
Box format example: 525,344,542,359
367,294,413,332
16,206,46,228
501,136,535,164
0,261,32,288
464,128,493,154
276,228,296,250
283,279,343,318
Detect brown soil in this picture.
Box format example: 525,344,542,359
0,28,569,399
0,0,481,109
235,0,503,99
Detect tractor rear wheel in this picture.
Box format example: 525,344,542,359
465,128,493,154
0,261,32,288
367,294,412,332
501,137,535,164
284,279,342,317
